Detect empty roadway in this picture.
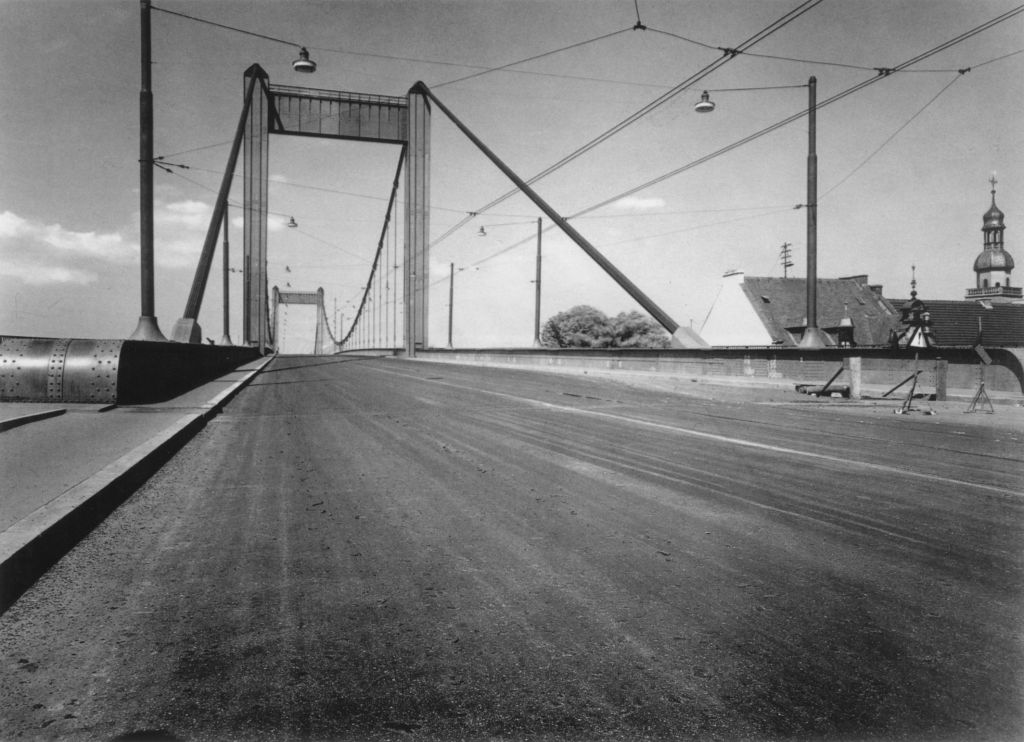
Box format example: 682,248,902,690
2,356,1022,741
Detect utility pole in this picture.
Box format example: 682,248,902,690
218,209,232,345
799,76,828,348
780,242,793,278
533,217,542,347
130,0,166,341
447,262,455,349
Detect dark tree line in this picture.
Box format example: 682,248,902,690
540,305,670,349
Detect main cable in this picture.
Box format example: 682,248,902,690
340,147,407,347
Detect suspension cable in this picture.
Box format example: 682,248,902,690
340,147,407,347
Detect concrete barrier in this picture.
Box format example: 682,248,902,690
409,346,1024,396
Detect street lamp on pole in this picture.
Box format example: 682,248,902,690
797,76,828,348
130,0,167,341
133,1,316,344
696,76,827,348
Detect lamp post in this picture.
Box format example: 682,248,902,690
132,2,315,345
447,262,455,349
218,208,233,345
130,0,167,341
533,218,542,347
697,76,827,348
798,76,828,348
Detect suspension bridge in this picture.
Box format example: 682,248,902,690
2,3,1024,740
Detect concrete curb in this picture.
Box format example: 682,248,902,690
0,408,66,432
0,356,273,614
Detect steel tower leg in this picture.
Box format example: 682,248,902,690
243,65,271,352
404,86,430,356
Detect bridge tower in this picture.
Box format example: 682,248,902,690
173,66,429,355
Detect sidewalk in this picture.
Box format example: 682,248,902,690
0,356,271,611
0,357,269,532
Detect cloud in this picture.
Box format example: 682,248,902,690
0,200,218,285
0,210,133,285
0,210,135,264
155,199,211,231
610,196,666,212
2,256,97,285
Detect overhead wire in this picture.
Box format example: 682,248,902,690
150,4,304,48
429,0,825,249
819,74,964,201
572,3,1024,220
434,12,1023,285
170,164,522,218
433,27,637,88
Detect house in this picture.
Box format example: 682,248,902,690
700,272,899,347
895,179,1023,348
701,180,1022,349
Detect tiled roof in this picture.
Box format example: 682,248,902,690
740,276,900,346
892,299,1024,347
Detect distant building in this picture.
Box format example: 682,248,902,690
966,177,1020,303
897,180,1023,348
700,272,899,347
701,181,1022,348
905,299,1023,347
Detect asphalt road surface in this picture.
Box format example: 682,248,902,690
2,356,1023,741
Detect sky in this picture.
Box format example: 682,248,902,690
1,0,1022,349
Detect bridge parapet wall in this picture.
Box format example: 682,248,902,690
414,347,1023,396
0,337,260,404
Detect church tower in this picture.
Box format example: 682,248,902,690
966,176,1020,303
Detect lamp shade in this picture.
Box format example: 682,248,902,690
292,47,316,73
694,90,715,113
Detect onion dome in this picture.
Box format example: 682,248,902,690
983,176,1006,231
983,198,1005,230
974,248,1014,272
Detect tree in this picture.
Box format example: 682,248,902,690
540,305,613,348
609,311,671,349
540,306,670,349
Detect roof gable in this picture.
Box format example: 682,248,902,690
740,276,899,346
901,299,1024,347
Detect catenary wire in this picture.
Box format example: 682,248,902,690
428,0,825,249
819,74,964,201
573,4,1024,220
433,27,636,88
151,4,303,48
430,15,1022,286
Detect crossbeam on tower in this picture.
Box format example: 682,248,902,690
268,84,408,144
